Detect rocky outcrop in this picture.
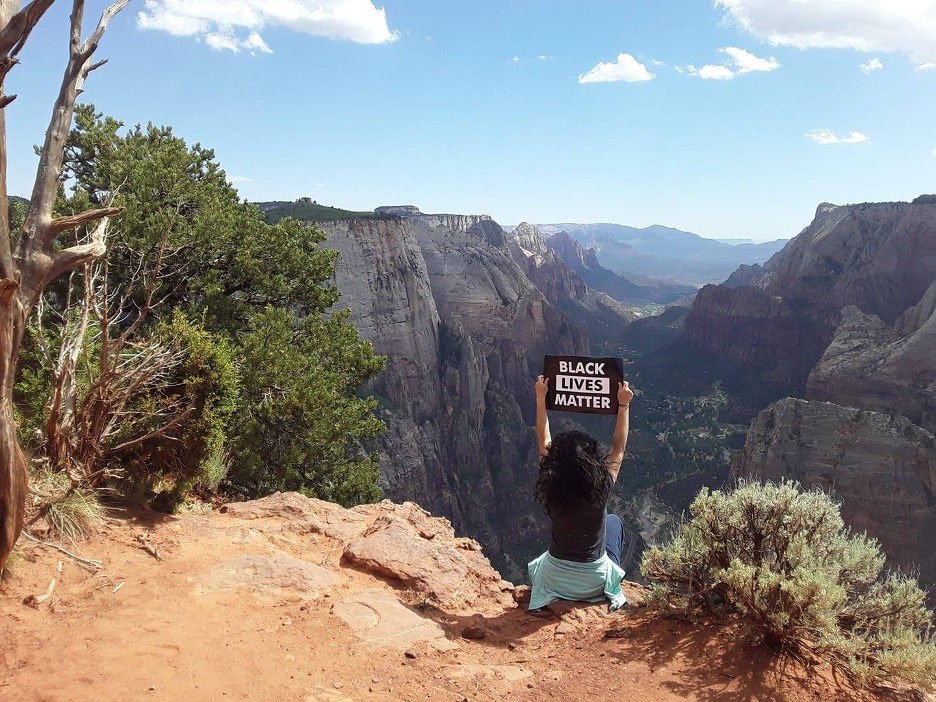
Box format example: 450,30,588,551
733,398,936,591
506,223,636,348
224,492,515,610
723,263,763,289
682,284,828,389
807,299,936,434
320,214,587,569
683,200,936,396
375,205,422,217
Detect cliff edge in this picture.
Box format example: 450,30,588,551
2,494,918,702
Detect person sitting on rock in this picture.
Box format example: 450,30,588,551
528,375,634,612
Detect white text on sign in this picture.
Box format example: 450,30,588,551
555,375,609,395
558,360,606,375
553,395,612,409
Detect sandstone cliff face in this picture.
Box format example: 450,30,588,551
733,398,936,590
686,200,936,594
807,299,936,434
684,200,936,395
506,223,636,349
502,222,588,316
682,284,828,389
320,214,587,567
757,202,936,326
544,231,693,306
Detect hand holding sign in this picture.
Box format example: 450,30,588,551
618,381,634,408
542,355,625,415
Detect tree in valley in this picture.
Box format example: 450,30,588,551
0,0,130,571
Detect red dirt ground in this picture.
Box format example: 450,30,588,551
1,502,929,702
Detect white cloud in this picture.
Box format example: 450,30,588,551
916,62,936,71
687,46,779,79
715,0,936,64
722,46,780,74
579,53,655,83
842,131,871,143
806,129,871,144
694,64,736,80
537,54,554,61
137,0,399,51
932,147,936,156
229,175,252,183
860,57,883,74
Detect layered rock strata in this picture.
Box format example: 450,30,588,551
507,222,636,349
733,398,936,590
320,214,587,567
684,200,936,395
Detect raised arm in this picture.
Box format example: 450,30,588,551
535,375,552,458
606,381,634,481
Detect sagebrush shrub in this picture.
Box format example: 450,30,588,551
641,479,936,687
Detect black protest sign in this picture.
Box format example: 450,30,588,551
542,355,624,415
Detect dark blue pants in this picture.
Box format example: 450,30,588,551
605,513,626,567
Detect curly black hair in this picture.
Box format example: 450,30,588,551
534,430,612,514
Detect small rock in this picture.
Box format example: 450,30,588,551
555,620,577,635
507,642,517,651
404,650,418,659
461,625,486,640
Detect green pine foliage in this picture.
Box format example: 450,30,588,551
17,105,386,510
641,479,936,687
260,199,375,224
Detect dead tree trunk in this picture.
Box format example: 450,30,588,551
0,0,129,571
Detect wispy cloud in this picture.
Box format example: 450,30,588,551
579,53,655,83
686,46,779,80
510,54,554,64
715,0,936,64
229,175,252,183
916,62,936,72
859,57,883,74
137,0,399,52
806,129,871,145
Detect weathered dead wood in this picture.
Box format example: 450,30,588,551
0,0,129,572
24,560,62,607
21,529,102,571
136,530,162,562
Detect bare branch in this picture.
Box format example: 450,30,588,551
17,0,129,269
109,406,196,454
0,1,56,64
49,207,121,237
84,0,128,54
47,213,112,281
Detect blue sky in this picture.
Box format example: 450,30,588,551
6,1,936,241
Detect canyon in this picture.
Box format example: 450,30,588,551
306,196,936,596
681,199,936,590
318,211,630,577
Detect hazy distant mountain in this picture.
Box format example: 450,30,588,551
535,223,786,286
544,231,695,306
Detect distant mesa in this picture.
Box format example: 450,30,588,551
375,205,422,217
